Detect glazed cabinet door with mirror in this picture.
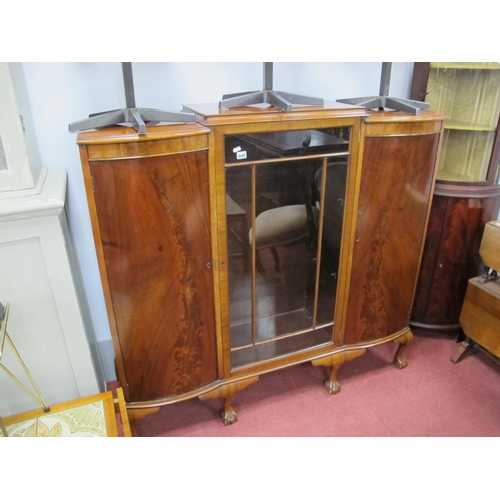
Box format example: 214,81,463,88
195,110,367,393
222,129,350,370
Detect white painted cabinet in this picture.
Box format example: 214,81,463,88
0,62,42,192
0,167,105,417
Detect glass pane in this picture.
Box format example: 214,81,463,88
426,63,500,182
224,128,349,368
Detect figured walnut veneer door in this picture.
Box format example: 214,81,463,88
410,188,500,329
344,118,443,344
90,151,217,402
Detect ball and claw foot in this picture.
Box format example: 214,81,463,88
393,355,408,370
220,399,238,426
393,331,413,370
324,379,341,395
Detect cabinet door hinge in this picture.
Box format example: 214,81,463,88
91,176,95,193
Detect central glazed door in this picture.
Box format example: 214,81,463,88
90,150,217,402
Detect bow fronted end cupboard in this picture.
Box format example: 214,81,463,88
345,112,446,357
77,104,446,425
77,123,218,415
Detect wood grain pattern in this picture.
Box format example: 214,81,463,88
459,277,500,358
479,220,500,271
411,191,500,328
90,150,217,402
344,128,442,344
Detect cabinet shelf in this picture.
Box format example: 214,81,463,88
231,328,333,370
445,120,497,132
430,63,500,70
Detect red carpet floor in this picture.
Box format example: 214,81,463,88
132,330,500,437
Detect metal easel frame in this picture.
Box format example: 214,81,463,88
219,62,325,111
337,62,430,115
0,302,50,420
69,63,196,134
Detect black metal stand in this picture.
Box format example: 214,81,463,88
337,63,430,115
69,63,196,134
219,63,324,112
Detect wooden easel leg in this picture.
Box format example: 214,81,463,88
393,330,414,369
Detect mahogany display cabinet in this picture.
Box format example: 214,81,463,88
410,62,500,331
76,102,446,424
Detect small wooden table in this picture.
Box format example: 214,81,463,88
451,276,500,363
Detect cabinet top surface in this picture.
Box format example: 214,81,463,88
181,101,368,126
76,122,210,145
365,110,448,123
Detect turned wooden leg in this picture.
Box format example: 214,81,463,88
312,349,366,395
393,330,414,369
199,376,258,426
450,337,473,364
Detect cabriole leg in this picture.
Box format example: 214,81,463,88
312,349,366,395
199,376,259,426
393,330,414,369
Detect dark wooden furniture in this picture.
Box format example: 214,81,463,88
452,220,500,362
410,63,500,331
344,113,444,352
77,103,445,425
77,124,218,420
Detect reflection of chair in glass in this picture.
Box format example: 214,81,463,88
249,201,319,273
0,301,50,435
249,135,320,273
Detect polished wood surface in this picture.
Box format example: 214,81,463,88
479,220,500,271
182,101,368,127
411,188,500,329
409,62,500,330
79,124,217,404
76,108,445,424
457,277,500,359
344,113,444,344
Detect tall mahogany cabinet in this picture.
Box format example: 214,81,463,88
410,62,500,331
77,103,445,425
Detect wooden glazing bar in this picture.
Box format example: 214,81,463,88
225,151,350,168
312,158,328,328
230,321,335,351
251,164,257,347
